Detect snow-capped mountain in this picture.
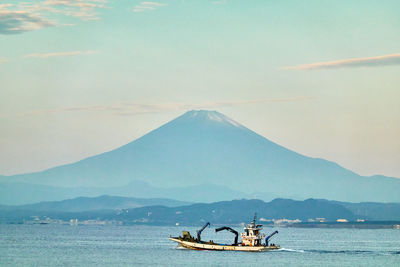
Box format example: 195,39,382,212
2,110,400,202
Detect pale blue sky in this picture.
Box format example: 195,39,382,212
0,0,399,177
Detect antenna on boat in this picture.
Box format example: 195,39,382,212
252,212,257,226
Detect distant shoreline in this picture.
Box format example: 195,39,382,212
287,221,400,229
4,220,400,230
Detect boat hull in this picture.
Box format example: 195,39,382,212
170,237,280,252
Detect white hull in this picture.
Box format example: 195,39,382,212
170,237,280,252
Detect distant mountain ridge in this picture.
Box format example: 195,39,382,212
0,195,190,212
1,110,400,203
0,181,256,205
2,197,400,224
112,198,358,225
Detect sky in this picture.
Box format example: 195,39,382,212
0,0,399,178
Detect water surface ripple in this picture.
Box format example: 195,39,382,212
1,225,399,266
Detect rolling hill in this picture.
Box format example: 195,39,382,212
3,197,400,225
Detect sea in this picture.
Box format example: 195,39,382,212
1,224,399,266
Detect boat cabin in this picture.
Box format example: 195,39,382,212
240,217,265,246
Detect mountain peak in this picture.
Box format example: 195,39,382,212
181,110,243,128
4,109,400,203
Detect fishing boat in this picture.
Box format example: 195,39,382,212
169,214,280,252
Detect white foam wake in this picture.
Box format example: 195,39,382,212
278,248,305,253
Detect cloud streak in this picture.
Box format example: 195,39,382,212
134,1,166,13
212,0,227,4
25,50,96,58
19,97,313,117
42,0,107,21
283,53,400,70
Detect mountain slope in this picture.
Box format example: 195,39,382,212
0,181,255,205
0,195,190,212
2,110,400,202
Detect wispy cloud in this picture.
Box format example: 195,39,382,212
0,4,54,34
24,50,96,58
19,97,313,117
0,0,107,34
42,0,107,21
133,1,166,13
212,0,227,4
283,53,400,70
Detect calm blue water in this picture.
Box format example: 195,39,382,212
1,224,399,266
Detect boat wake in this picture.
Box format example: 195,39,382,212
277,248,305,253
279,248,400,256
306,249,374,255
